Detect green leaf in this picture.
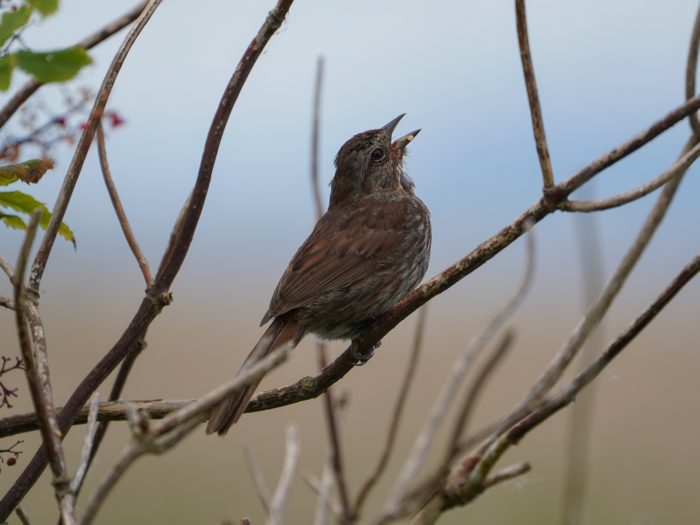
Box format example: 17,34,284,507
0,159,54,185
0,53,14,91
0,5,32,47
26,0,58,17
0,190,75,246
16,47,92,84
0,212,27,231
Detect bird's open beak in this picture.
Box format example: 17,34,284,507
382,114,420,150
382,113,405,135
392,128,421,150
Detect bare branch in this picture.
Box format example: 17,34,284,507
29,0,163,291
269,425,301,525
483,461,531,489
562,139,700,212
15,506,31,525
96,123,153,286
0,1,148,129
515,0,554,189
0,257,13,280
354,306,428,515
305,465,343,522
69,393,101,496
13,211,74,524
312,461,336,525
0,295,14,310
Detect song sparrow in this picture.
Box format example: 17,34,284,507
206,114,431,435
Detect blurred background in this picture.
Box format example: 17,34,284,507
1,0,699,523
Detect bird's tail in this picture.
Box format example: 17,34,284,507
206,316,302,435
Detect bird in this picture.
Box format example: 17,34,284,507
206,114,431,435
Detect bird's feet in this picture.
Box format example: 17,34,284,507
350,340,381,366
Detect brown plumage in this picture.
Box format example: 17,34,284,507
206,114,431,435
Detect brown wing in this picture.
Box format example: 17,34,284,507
262,202,409,323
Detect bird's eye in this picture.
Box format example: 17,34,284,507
371,147,385,161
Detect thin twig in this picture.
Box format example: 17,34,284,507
686,2,700,136
15,506,31,525
354,306,428,515
13,211,75,524
562,139,700,212
243,445,272,513
515,0,554,190
0,295,14,310
305,466,343,521
0,1,148,129
0,256,13,279
483,461,530,489
310,56,325,219
96,123,153,286
69,393,100,496
269,425,301,525
382,224,535,519
312,460,336,525
29,0,163,292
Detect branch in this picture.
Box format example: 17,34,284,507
515,0,554,190
561,139,700,212
0,1,148,129
13,211,75,524
96,123,153,286
243,445,272,513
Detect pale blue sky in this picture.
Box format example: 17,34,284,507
1,0,698,297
